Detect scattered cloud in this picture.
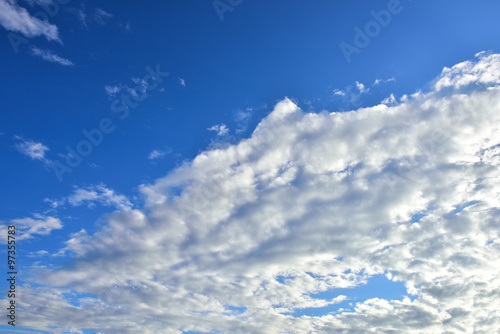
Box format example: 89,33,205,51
71,5,113,27
333,88,346,96
381,93,397,105
0,0,60,41
104,85,121,97
119,21,131,32
27,250,49,258
355,80,369,93
332,81,370,106
179,77,186,87
0,214,62,242
11,53,500,333
233,108,252,133
208,123,229,136
93,8,113,25
31,47,74,66
45,184,133,211
373,77,396,86
148,148,172,161
15,136,51,164
105,76,152,99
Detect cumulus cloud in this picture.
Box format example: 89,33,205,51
9,52,500,333
0,0,59,41
435,51,500,91
31,47,73,66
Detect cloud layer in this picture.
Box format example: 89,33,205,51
6,53,500,333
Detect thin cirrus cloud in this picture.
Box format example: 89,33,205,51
148,148,172,161
6,53,500,333
0,0,60,41
31,47,74,66
93,7,113,25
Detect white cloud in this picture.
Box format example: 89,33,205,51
332,81,370,106
381,93,397,105
45,184,133,212
333,88,345,96
31,47,73,66
373,77,396,86
0,0,59,41
68,184,133,211
208,123,229,136
355,80,369,93
179,77,186,86
13,53,500,333
148,148,172,161
27,250,49,258
15,136,51,164
105,76,151,99
0,214,62,242
435,51,500,91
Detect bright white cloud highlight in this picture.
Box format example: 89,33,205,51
9,52,500,333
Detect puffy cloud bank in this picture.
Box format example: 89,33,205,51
9,53,500,333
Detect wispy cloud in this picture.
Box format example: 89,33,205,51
0,214,62,242
355,80,369,93
0,0,60,41
148,148,172,161
373,76,396,86
15,136,51,164
93,8,113,25
179,77,186,87
45,184,133,211
332,80,370,106
333,88,346,96
31,47,73,66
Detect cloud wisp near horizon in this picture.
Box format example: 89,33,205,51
3,52,500,333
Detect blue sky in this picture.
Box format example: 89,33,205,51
1,0,500,333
